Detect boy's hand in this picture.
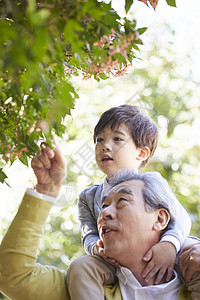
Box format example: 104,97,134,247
31,141,67,197
179,240,200,283
142,241,176,284
93,239,119,267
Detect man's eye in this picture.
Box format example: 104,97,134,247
102,203,109,209
97,137,104,142
114,137,122,141
118,197,127,203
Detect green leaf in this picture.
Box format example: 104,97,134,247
137,27,148,35
166,0,176,7
0,168,8,183
99,73,109,80
132,44,140,51
19,152,29,166
125,0,134,13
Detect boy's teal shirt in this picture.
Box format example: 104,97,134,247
0,193,191,300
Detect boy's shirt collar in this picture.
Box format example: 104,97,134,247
102,169,139,196
102,176,112,196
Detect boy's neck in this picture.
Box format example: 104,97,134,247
105,168,139,182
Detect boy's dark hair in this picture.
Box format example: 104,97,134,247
93,104,159,169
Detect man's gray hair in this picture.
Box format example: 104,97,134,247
109,169,179,230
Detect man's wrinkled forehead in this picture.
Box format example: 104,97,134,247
102,180,144,203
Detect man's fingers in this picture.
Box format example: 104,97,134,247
37,151,52,169
31,156,45,170
53,144,67,172
41,142,55,159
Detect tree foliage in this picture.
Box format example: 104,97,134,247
0,0,175,182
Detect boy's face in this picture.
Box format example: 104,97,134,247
95,124,143,180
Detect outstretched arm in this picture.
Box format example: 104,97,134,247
0,143,69,300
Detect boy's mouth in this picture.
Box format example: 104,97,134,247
101,155,113,162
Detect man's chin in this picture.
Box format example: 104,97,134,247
104,247,117,259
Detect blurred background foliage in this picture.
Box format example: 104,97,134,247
1,0,200,299
0,0,156,175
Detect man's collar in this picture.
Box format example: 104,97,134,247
116,266,180,288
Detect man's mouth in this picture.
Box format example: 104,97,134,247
102,226,117,235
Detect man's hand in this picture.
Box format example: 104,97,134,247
179,238,200,283
142,241,176,284
31,140,67,197
93,239,119,267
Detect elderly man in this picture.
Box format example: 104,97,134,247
0,143,197,299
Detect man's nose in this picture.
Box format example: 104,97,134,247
101,205,115,220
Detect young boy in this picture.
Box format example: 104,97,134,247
67,104,191,299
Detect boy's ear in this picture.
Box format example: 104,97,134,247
153,209,170,232
137,146,150,161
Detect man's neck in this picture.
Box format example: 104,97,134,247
121,258,170,287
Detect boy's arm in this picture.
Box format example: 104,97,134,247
161,203,191,252
78,188,119,266
142,201,191,284
78,190,100,255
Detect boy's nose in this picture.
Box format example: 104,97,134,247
101,142,111,152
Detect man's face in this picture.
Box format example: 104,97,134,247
98,180,157,262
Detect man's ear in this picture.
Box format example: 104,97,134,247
137,146,150,162
153,209,170,232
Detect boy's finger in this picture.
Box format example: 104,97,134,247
166,267,173,282
155,268,167,284
143,249,153,262
142,261,154,278
144,266,159,283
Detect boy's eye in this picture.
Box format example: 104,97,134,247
96,137,104,142
114,137,122,141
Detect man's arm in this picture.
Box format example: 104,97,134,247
0,142,69,300
0,194,69,300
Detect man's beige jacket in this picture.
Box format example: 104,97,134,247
0,194,191,300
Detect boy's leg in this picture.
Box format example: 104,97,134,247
186,272,200,300
67,255,117,300
175,264,200,300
